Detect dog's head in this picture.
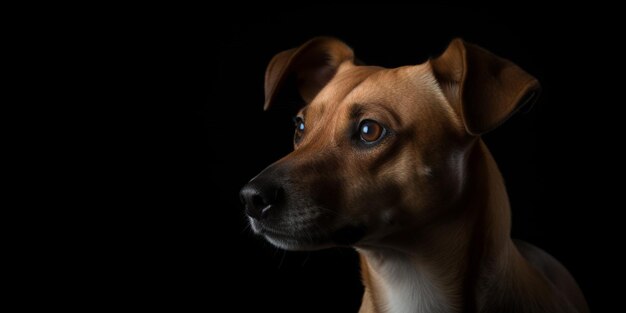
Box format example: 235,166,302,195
240,37,539,250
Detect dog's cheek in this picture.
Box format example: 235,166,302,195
346,177,406,228
374,149,429,213
443,149,468,201
410,152,467,216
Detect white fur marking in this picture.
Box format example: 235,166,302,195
371,253,453,313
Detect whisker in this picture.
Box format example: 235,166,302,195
240,222,252,234
301,253,311,267
277,250,287,269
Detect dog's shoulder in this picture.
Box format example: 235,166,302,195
511,239,589,313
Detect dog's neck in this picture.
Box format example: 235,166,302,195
357,140,515,313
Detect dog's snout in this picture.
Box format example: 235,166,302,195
240,181,281,220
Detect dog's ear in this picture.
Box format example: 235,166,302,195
264,37,354,111
430,39,540,135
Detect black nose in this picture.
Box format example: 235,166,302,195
240,181,281,220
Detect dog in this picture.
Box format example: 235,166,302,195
240,37,589,313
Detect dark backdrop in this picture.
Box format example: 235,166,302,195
131,6,618,313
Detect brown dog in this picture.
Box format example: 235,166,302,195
240,37,588,313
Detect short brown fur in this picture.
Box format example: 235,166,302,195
242,37,588,313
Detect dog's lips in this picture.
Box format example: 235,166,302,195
259,226,295,239
249,219,296,237
250,217,366,250
249,218,334,251
265,230,334,251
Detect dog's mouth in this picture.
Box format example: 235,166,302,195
262,227,334,251
250,219,332,250
250,218,366,251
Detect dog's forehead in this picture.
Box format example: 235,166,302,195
308,64,384,110
308,63,440,119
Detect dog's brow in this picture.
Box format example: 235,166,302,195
385,107,402,126
349,103,402,127
299,106,309,117
349,104,365,119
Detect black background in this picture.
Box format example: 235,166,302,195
124,6,619,313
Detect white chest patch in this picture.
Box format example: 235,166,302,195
373,254,454,313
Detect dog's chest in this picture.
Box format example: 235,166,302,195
374,255,453,313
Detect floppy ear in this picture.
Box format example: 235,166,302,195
430,39,541,135
264,37,354,111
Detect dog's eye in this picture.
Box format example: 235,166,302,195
294,116,305,142
359,120,385,143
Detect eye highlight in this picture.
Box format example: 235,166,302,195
359,120,385,143
293,116,305,143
